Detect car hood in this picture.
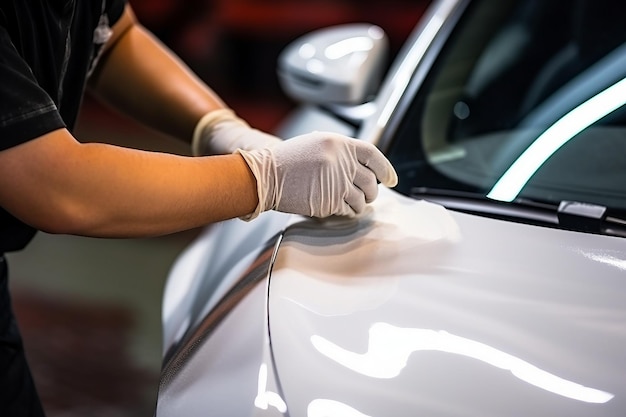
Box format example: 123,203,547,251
268,187,626,416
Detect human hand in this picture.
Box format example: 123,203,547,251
237,131,398,220
192,108,282,156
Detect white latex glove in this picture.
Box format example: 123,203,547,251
191,108,282,156
237,131,398,220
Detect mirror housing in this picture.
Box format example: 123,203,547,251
277,24,388,105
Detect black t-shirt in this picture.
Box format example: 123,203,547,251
0,0,126,252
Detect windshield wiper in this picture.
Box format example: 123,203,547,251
410,187,626,237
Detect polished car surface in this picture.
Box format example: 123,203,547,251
156,0,626,416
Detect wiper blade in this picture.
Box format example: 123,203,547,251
410,187,626,237
556,201,626,237
557,201,607,232
410,187,559,225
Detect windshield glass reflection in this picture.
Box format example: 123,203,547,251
387,0,626,212
488,77,626,202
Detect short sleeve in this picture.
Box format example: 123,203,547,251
0,24,65,151
106,0,127,26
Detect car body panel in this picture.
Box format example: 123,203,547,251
161,211,291,356
157,222,289,417
269,187,626,416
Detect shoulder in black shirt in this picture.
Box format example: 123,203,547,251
0,0,126,252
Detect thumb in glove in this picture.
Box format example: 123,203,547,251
192,108,282,156
237,131,398,220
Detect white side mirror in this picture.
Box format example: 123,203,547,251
277,24,388,105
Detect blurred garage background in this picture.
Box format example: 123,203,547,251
7,1,429,416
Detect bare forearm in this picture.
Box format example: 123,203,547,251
88,6,225,142
0,130,258,238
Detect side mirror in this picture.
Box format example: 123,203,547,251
277,24,388,105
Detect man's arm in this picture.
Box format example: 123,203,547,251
0,3,398,238
88,4,224,143
0,128,258,238
0,3,252,238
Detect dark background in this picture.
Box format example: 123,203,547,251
8,1,430,416
95,0,430,134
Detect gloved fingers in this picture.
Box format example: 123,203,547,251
243,131,396,219
341,186,365,217
353,141,399,188
353,164,379,203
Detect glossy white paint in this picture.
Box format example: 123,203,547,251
268,187,626,416
161,211,291,355
157,219,289,417
157,280,282,417
157,185,626,416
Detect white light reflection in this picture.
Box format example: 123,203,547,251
488,77,626,202
376,12,446,130
299,43,317,59
308,399,371,417
306,59,325,75
311,322,614,404
324,37,373,60
254,363,288,413
580,251,626,271
367,26,385,41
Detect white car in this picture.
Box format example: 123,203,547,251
156,1,626,416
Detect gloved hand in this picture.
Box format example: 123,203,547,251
237,131,398,220
192,108,282,156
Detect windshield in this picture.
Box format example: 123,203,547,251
387,0,626,214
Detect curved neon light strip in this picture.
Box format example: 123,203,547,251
487,77,626,202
